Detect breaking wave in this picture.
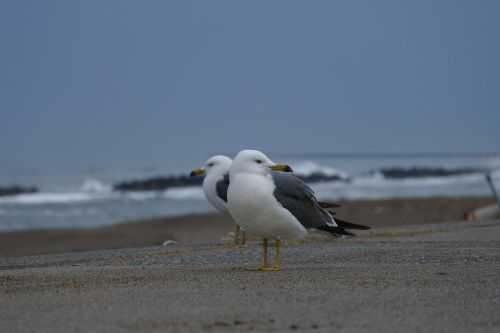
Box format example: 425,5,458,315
311,171,493,200
0,165,497,205
80,177,112,193
163,186,205,200
292,161,350,179
0,192,100,205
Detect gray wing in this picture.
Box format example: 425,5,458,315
272,173,337,228
215,173,230,202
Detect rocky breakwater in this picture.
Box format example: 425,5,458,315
0,185,38,197
113,173,349,192
114,175,204,191
112,167,486,192
379,167,484,178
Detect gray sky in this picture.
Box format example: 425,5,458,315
1,0,499,167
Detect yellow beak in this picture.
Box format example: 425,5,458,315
190,168,205,177
270,163,293,172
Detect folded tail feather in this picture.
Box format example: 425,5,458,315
335,218,371,230
318,225,356,236
318,201,342,209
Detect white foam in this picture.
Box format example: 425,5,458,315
80,177,111,193
163,186,205,200
0,192,100,205
0,177,116,205
123,191,159,201
292,160,350,179
310,172,491,200
0,186,206,205
351,171,385,185
352,171,487,187
36,207,100,217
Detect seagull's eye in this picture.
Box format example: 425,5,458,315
255,159,263,164
208,163,214,167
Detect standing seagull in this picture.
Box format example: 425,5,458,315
190,155,246,245
192,154,369,247
227,150,366,271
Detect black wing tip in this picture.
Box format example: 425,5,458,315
335,218,371,230
318,225,356,237
319,201,342,209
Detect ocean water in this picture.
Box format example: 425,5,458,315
1,154,499,231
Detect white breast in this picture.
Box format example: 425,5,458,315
227,174,307,239
203,173,230,215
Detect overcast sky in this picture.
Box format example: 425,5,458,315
1,1,499,167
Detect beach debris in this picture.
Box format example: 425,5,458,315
485,172,500,206
465,172,500,220
162,240,177,246
465,204,500,221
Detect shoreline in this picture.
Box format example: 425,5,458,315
0,196,495,257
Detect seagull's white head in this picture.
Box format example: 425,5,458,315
229,150,293,178
190,155,232,177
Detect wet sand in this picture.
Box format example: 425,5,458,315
1,219,499,332
0,196,495,257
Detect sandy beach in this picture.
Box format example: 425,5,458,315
1,218,499,332
0,197,499,332
0,196,495,257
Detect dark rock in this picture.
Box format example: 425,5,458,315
379,167,484,179
0,186,38,197
113,166,483,192
113,171,350,192
114,175,203,191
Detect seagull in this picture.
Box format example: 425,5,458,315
190,155,247,245
192,155,369,247
227,149,369,271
